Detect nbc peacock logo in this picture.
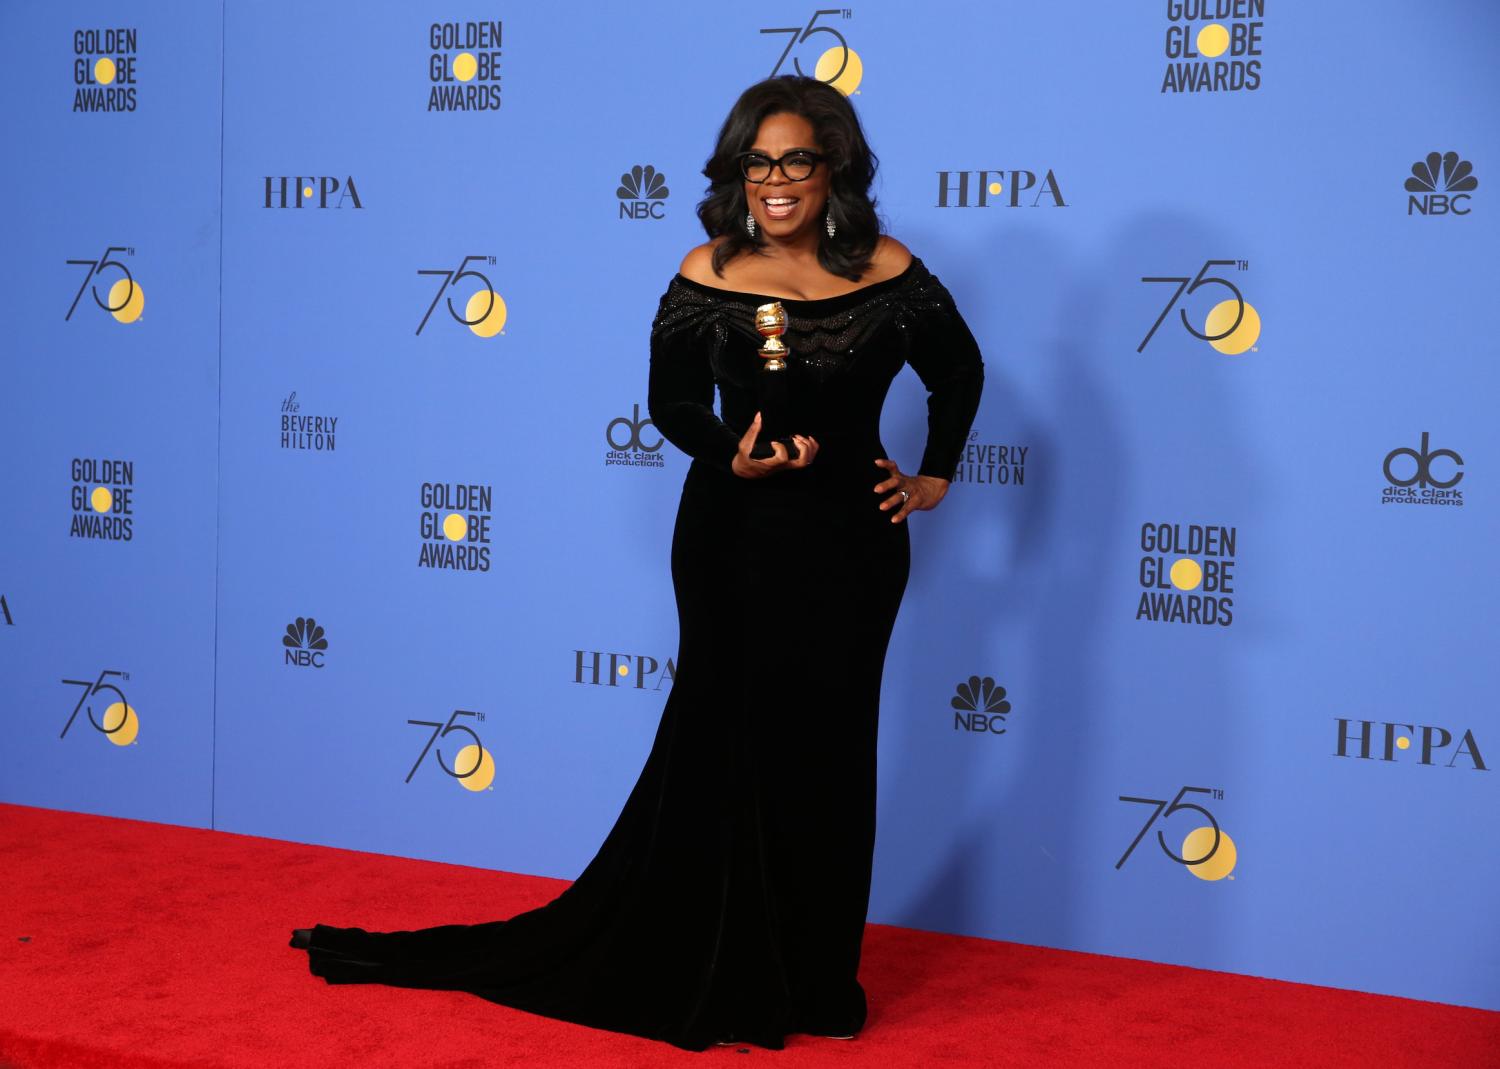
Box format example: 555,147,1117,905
283,616,328,669
1405,152,1478,216
950,674,1012,736
617,165,670,221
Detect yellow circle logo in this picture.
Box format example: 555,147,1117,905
91,486,113,513
452,744,494,791
465,289,506,337
452,52,477,82
1169,558,1203,590
94,57,117,84
815,47,863,96
443,512,467,541
302,185,313,199
988,180,1003,196
1396,736,1411,750
1204,299,1259,355
108,278,145,324
1182,826,1236,881
1196,24,1229,58
101,701,139,746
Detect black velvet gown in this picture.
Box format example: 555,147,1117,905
290,253,985,1052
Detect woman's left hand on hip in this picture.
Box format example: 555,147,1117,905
873,458,949,523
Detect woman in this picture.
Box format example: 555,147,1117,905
290,74,985,1052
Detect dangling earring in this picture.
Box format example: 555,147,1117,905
745,210,756,237
825,205,836,238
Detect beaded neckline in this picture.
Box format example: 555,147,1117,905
671,255,923,312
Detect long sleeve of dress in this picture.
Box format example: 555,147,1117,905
647,289,741,474
900,274,986,479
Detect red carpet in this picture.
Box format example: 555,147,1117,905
0,802,1493,1068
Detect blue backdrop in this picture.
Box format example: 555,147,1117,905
2,0,1496,1014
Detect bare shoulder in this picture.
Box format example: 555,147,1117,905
868,235,914,281
678,238,729,284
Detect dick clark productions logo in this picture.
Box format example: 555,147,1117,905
1382,432,1463,507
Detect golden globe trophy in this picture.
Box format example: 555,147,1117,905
751,301,798,460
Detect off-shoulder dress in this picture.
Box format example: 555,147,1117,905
291,253,985,1052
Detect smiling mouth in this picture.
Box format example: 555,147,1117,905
762,196,800,219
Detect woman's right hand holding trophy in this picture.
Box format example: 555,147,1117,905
731,300,820,478
731,412,818,478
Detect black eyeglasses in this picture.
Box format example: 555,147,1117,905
736,150,826,183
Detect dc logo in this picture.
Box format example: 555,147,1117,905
606,404,662,453
1384,432,1463,489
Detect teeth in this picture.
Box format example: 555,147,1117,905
765,197,798,205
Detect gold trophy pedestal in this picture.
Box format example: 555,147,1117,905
751,301,799,460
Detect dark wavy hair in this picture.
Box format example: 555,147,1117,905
696,75,882,282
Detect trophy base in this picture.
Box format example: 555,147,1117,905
749,436,801,461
